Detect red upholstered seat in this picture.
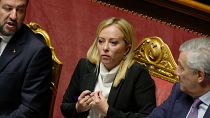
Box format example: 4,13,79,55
152,76,173,105
134,36,179,106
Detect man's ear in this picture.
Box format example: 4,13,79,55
198,69,205,83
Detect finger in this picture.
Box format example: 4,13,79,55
86,96,94,105
98,91,103,99
78,90,91,100
89,100,95,106
81,95,91,104
90,92,95,96
92,91,99,97
82,90,91,97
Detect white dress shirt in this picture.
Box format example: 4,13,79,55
87,63,120,118
0,35,12,56
186,91,210,118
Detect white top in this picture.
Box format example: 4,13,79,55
0,35,12,56
186,91,210,118
87,63,120,118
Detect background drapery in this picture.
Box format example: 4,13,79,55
24,0,202,117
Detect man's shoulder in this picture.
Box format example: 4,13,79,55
171,83,190,100
21,24,49,48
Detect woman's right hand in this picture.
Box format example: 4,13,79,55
75,90,92,112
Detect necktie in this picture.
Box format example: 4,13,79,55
187,99,202,118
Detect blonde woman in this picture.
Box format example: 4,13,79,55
61,17,156,118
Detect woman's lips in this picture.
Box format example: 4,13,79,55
101,55,110,60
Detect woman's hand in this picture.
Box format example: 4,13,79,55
90,91,109,117
76,90,92,112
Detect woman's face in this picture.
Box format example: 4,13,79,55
97,25,129,71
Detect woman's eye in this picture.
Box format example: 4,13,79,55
98,39,104,44
111,41,118,45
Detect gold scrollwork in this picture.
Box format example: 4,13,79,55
134,36,179,83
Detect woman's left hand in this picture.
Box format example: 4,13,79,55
90,91,109,117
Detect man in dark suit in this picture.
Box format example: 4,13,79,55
0,0,52,117
147,37,210,118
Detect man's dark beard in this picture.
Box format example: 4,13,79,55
0,24,21,36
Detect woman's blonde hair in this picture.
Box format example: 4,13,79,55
87,17,136,87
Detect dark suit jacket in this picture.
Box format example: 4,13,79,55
61,58,156,118
147,83,210,118
0,24,52,118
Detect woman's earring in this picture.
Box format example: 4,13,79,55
123,53,127,60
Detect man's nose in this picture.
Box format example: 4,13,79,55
9,9,17,20
174,67,179,76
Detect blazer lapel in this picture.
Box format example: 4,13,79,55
83,72,98,92
204,105,210,118
171,88,193,118
81,62,99,92
176,97,193,118
0,33,24,72
107,79,124,106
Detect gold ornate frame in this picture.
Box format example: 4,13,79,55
170,0,210,14
134,37,179,83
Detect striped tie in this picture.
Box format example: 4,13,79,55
187,99,202,118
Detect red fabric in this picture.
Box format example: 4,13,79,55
24,0,202,117
152,77,174,106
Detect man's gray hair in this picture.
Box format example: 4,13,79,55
179,37,210,80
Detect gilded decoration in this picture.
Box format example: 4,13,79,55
134,37,179,83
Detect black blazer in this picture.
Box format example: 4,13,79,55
61,58,156,118
0,24,52,118
147,83,210,118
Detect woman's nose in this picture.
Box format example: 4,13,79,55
103,43,109,51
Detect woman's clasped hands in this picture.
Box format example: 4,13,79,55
76,90,109,117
